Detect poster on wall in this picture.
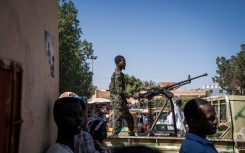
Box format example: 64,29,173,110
44,30,55,78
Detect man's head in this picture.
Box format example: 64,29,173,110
59,91,87,113
88,116,108,140
184,98,218,137
115,55,126,70
175,99,183,107
53,95,84,136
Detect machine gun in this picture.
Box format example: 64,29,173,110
138,73,208,136
140,73,208,99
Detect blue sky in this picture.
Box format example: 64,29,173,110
73,0,245,90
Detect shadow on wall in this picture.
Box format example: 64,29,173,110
42,96,57,153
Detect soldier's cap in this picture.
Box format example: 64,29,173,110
58,91,87,104
88,116,107,133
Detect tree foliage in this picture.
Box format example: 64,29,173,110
124,74,158,94
212,45,245,95
59,0,95,97
124,75,164,108
124,74,144,94
143,80,157,90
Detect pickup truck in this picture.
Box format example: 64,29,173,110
104,95,245,153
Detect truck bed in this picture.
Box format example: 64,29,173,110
105,135,235,153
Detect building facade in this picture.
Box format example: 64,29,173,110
0,0,58,153
202,84,227,96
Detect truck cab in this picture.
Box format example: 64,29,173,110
105,95,245,153
205,95,245,152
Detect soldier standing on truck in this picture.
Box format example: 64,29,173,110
109,55,138,136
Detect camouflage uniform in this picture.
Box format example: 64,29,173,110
109,68,135,136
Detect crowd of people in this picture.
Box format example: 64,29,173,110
46,55,219,153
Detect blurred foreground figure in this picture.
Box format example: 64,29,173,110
179,98,218,153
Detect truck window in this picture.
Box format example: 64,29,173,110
214,104,218,114
220,103,226,121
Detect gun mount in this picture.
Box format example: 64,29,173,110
139,73,208,136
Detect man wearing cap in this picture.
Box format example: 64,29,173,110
88,117,111,153
46,92,95,153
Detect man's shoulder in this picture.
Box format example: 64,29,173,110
113,69,121,74
46,143,73,153
76,131,93,140
112,70,122,79
185,132,210,144
181,137,201,146
180,139,205,153
79,131,92,136
180,133,216,153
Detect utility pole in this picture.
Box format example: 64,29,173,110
90,55,97,74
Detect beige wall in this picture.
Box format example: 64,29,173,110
0,0,59,153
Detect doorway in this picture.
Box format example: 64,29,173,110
0,59,22,153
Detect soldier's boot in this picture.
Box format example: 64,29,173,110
128,130,135,136
110,131,120,137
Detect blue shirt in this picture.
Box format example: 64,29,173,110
179,132,218,153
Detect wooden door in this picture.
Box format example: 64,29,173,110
0,60,22,153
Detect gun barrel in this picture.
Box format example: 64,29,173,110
189,73,208,80
140,73,208,99
165,73,208,90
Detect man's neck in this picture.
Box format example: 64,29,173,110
56,132,75,151
116,66,122,71
189,130,207,138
